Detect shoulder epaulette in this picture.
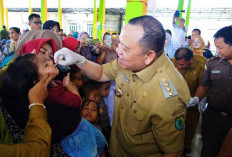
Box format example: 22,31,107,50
207,56,219,62
157,68,178,99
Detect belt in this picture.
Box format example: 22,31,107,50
208,106,232,117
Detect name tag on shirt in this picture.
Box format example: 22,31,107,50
212,70,221,74
121,73,130,83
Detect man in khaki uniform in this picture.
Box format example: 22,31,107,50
54,15,190,157
172,47,206,155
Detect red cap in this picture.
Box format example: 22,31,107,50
62,37,80,52
19,38,57,55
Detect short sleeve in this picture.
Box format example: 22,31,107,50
102,59,119,80
151,99,186,153
201,62,211,87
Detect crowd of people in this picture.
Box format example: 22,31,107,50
0,11,231,157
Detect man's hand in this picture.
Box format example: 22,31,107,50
28,74,54,104
187,96,199,107
54,48,86,66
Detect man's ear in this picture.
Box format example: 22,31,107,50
144,50,156,65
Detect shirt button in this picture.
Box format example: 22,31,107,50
134,110,137,113
127,93,129,96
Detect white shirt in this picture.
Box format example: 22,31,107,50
172,23,188,51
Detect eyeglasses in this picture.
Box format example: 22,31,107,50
32,21,42,25
80,36,89,40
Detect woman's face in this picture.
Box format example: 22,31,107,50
9,29,20,42
37,42,54,65
80,33,89,47
51,25,59,36
81,101,99,124
35,55,59,79
192,37,202,49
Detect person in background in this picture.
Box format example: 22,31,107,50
190,35,214,59
191,28,213,58
187,35,192,47
54,15,190,157
78,32,101,63
43,20,60,36
0,74,53,157
164,32,175,59
62,36,80,54
172,47,207,156
165,29,172,38
191,28,201,39
172,10,188,51
0,27,21,68
28,13,42,30
59,29,64,39
189,25,232,157
98,32,118,64
0,25,9,40
9,27,21,51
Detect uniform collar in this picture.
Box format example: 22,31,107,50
135,52,167,82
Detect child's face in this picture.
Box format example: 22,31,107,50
73,73,83,87
36,55,59,79
81,101,98,124
38,43,54,64
88,89,99,102
99,82,111,98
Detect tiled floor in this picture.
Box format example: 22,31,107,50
186,115,203,157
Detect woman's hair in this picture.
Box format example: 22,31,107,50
9,27,21,34
1,54,39,99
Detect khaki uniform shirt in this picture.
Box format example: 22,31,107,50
172,54,207,96
0,106,51,157
103,53,190,157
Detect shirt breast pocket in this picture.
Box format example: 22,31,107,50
115,75,129,93
124,103,146,135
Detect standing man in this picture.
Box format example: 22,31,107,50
172,47,206,156
0,25,9,40
191,28,201,39
54,15,190,157
28,13,42,30
172,11,188,52
190,25,232,156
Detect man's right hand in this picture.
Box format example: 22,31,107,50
54,48,86,66
28,74,54,104
187,96,199,107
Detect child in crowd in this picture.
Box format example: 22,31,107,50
81,81,111,142
1,39,106,157
68,65,83,88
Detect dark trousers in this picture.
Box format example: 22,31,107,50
201,106,232,157
184,105,200,149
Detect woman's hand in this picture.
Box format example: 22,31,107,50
28,74,54,104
